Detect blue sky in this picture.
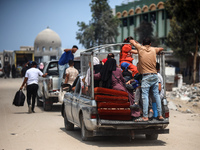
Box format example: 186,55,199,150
0,0,124,52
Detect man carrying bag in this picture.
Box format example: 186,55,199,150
19,61,47,113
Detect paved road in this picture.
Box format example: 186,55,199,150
0,78,200,150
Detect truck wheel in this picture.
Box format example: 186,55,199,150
61,103,64,117
43,97,52,111
37,94,43,107
64,110,74,130
80,114,93,141
146,134,158,140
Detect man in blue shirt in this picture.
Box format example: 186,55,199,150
58,45,78,89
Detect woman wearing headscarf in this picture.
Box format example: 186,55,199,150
39,62,44,72
95,58,140,118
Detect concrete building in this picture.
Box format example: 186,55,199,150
115,0,169,44
114,0,200,84
34,27,62,63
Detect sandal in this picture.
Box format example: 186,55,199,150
135,117,148,122
157,116,164,121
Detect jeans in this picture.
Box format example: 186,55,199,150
58,63,69,89
141,74,162,117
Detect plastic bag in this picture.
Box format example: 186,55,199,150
13,90,25,106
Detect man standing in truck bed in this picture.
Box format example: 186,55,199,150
58,45,78,89
130,38,164,122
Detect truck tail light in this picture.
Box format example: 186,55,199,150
165,112,169,118
91,114,97,119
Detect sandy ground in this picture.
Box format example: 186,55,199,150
0,78,200,150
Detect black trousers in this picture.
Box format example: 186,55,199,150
27,84,38,111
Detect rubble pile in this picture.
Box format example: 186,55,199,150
166,82,200,114
167,83,200,101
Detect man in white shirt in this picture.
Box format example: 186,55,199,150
20,61,47,113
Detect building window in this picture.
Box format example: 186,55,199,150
49,47,52,51
129,17,134,25
50,56,56,60
150,12,156,24
37,46,39,51
162,10,165,20
123,18,127,26
35,57,42,63
143,14,148,22
42,46,45,52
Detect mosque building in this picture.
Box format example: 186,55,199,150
34,27,62,63
0,27,61,72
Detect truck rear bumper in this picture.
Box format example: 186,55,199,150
93,128,169,136
92,118,169,137
99,118,169,126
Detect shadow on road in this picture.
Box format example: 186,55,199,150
13,104,62,115
37,103,62,113
14,112,30,114
60,127,167,147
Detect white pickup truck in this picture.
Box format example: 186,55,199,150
37,60,80,111
37,60,60,111
61,44,169,141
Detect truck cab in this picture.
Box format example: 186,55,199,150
61,44,169,141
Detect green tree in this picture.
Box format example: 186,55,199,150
165,0,200,84
76,0,120,49
135,21,160,46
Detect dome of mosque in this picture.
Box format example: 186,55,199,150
34,27,61,51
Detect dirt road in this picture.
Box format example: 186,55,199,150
0,78,200,150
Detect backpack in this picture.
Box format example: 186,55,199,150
13,90,25,106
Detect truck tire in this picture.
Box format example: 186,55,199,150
36,94,43,107
64,110,74,130
146,134,158,140
43,97,52,111
80,114,93,141
61,103,64,117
